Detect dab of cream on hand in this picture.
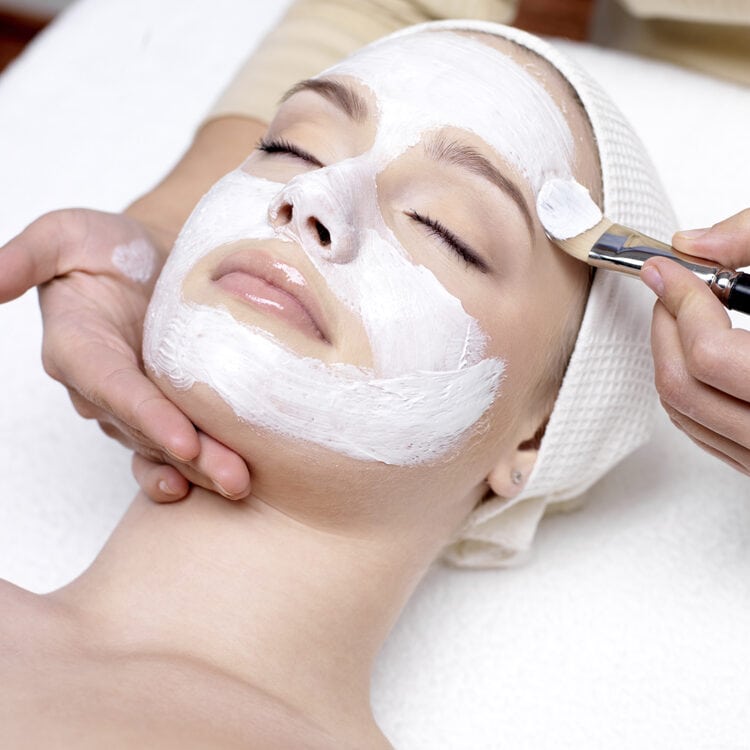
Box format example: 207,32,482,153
113,239,157,283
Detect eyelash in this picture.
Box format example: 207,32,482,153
406,210,489,273
257,136,322,166
258,138,488,273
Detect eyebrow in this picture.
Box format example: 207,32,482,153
281,78,370,123
425,135,535,236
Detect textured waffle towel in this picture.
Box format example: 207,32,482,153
378,21,677,567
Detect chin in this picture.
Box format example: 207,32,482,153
148,366,479,525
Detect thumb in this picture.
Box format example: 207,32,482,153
672,208,750,270
0,211,84,302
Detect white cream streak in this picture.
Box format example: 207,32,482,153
151,302,501,464
144,31,583,465
536,177,602,240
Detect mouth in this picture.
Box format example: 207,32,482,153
212,249,330,343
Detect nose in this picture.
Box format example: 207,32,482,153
271,200,332,247
268,170,358,263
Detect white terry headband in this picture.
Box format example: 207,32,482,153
373,21,678,567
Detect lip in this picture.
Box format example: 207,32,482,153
212,249,330,343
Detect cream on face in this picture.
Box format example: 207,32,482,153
326,31,574,190
145,172,504,464
144,31,580,465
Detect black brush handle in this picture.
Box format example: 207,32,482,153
727,272,750,315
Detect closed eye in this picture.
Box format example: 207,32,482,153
256,142,489,273
406,210,490,273
257,136,324,167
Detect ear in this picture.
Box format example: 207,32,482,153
486,420,546,499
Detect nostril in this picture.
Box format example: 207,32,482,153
275,203,293,225
309,218,331,246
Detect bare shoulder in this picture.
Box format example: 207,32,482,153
0,578,56,645
0,576,38,617
0,578,85,658
0,606,391,750
0,584,393,750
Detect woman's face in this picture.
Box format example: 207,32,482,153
144,31,598,509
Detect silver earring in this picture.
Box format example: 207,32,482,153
511,469,523,485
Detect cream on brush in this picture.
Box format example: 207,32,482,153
537,177,750,314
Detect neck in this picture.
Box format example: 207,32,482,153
48,486,445,728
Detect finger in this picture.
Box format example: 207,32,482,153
98,418,176,457
688,435,749,477
129,430,251,501
651,301,750,444
84,386,251,500
98,420,164,455
132,454,191,503
52,338,201,463
665,406,750,476
98,420,131,445
71,385,188,457
68,389,107,421
643,258,750,402
672,208,750,269
188,431,252,500
0,211,84,302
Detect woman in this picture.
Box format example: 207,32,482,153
0,21,673,749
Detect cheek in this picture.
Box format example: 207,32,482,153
340,230,491,376
490,339,538,415
473,262,584,431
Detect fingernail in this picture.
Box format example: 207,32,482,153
165,446,190,462
674,228,709,240
213,481,238,500
641,265,664,297
158,479,177,496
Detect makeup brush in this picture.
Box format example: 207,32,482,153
537,178,750,315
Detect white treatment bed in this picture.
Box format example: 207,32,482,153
1,2,749,747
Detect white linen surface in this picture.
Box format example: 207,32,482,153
1,1,749,747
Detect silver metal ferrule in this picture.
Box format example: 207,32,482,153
590,223,740,305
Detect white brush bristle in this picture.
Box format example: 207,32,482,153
551,216,614,262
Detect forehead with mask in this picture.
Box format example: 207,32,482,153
143,30,595,482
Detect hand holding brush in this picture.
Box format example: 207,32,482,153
639,209,750,475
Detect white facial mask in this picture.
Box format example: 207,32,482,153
145,171,503,464
144,31,577,465
325,31,574,190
